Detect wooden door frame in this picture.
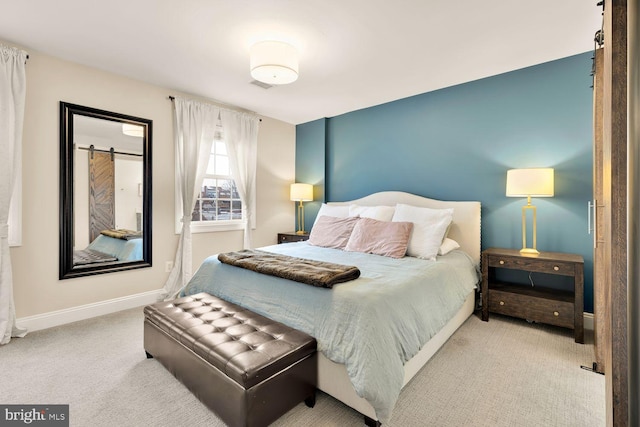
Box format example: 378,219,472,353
603,0,630,425
628,0,640,425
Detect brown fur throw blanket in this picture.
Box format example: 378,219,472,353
217,249,360,288
100,229,142,240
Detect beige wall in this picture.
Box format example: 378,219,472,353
8,43,296,318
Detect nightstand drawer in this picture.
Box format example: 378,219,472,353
488,289,574,329
278,232,310,244
486,255,575,276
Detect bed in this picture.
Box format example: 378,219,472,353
180,191,481,424
73,232,143,266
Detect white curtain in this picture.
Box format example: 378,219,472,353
161,98,259,299
161,97,218,300
220,110,259,249
0,45,28,345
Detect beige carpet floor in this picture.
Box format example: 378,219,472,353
0,307,604,426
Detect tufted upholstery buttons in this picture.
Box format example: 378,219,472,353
144,292,316,389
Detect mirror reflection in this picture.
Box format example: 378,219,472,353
60,102,152,279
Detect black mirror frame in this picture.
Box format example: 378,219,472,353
59,102,152,279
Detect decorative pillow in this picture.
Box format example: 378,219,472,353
345,217,413,258
392,204,454,261
438,238,461,256
348,204,396,222
308,215,360,249
313,203,350,225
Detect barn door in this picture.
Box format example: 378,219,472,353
88,151,115,241
592,47,608,375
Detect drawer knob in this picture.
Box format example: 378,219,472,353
553,311,559,316
499,301,505,306
553,265,560,271
499,260,505,265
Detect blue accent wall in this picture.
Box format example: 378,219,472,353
296,52,594,312
295,118,326,231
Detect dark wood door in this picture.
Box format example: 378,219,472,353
89,151,115,241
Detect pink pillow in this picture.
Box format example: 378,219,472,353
308,215,360,249
345,218,413,258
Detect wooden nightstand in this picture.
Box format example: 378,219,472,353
277,232,310,244
481,247,584,343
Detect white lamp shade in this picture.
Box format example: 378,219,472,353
290,183,313,201
506,168,554,197
122,123,144,138
250,41,299,85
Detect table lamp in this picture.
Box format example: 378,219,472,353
506,168,554,254
290,183,313,234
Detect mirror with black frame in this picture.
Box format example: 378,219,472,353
60,102,152,279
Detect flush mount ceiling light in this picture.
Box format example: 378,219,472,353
250,41,299,85
122,123,144,138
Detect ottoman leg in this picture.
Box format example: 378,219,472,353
364,415,382,427
304,391,316,408
145,351,154,359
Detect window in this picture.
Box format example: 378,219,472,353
186,140,244,233
174,107,258,236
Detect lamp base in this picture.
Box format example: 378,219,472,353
520,203,540,256
519,248,540,255
296,201,306,235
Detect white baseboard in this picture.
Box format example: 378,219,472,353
584,312,594,331
16,289,164,333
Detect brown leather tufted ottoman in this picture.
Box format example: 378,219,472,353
143,292,317,427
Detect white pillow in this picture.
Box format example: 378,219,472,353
314,203,350,225
392,203,454,260
348,204,395,222
438,238,460,256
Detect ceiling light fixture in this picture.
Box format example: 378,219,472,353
250,41,298,85
122,123,144,138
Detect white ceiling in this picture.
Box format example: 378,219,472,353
0,1,602,125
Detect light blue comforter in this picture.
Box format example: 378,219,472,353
181,243,479,422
